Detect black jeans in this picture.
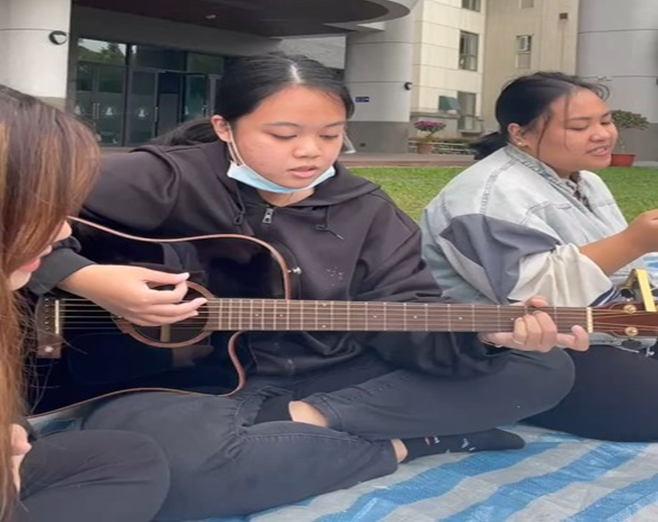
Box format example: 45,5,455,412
17,430,170,522
529,344,658,441
84,349,574,521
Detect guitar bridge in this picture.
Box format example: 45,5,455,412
34,296,64,359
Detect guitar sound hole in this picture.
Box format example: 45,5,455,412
132,286,210,346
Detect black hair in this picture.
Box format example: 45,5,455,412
471,72,609,159
152,53,354,146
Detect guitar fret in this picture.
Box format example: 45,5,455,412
425,303,429,331
322,302,328,329
330,301,334,330
234,299,239,330
448,303,452,331
347,302,351,331
471,304,475,332
497,304,501,332
261,300,265,330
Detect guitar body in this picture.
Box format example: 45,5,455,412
27,219,295,416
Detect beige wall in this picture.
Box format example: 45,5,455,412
481,0,579,131
411,0,486,132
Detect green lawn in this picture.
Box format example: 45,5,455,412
353,167,658,222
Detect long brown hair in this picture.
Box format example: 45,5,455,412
0,85,98,520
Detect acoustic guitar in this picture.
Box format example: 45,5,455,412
26,218,658,424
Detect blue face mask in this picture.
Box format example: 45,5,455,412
225,125,337,194
227,162,336,194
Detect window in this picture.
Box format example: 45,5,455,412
439,96,460,112
457,91,478,131
459,31,479,71
78,39,128,66
129,44,186,71
520,0,535,8
462,0,481,11
187,53,225,75
516,35,533,68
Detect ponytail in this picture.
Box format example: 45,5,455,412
150,119,218,146
471,131,508,160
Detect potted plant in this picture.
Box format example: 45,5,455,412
413,120,446,154
610,109,649,167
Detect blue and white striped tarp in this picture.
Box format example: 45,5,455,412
197,260,658,522
197,426,658,522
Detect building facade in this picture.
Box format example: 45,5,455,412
411,0,486,136
481,0,580,131
576,0,658,161
1,0,656,158
0,0,420,151
410,0,656,160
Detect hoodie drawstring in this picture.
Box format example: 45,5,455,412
232,186,247,226
315,207,344,241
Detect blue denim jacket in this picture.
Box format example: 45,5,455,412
421,146,652,348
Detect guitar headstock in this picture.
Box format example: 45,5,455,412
593,301,658,338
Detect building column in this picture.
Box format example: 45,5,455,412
0,0,72,108
345,14,414,153
577,0,658,161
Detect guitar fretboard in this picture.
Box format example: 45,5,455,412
204,299,589,333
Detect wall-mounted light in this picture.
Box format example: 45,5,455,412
48,30,68,45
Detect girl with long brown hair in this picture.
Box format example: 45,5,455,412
0,85,170,522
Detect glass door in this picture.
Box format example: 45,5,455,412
156,72,183,136
182,74,224,121
207,74,223,116
183,73,209,121
127,69,159,146
74,63,126,146
74,63,95,124
96,65,126,145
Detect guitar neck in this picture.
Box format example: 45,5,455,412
204,299,592,333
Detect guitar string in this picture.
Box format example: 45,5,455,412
50,298,650,315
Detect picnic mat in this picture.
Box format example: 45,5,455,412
196,425,658,522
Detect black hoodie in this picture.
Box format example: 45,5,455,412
33,141,508,382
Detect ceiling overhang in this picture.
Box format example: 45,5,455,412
72,0,416,37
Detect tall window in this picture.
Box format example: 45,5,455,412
516,35,533,68
458,91,478,131
459,31,479,71
462,0,481,11
520,0,535,8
